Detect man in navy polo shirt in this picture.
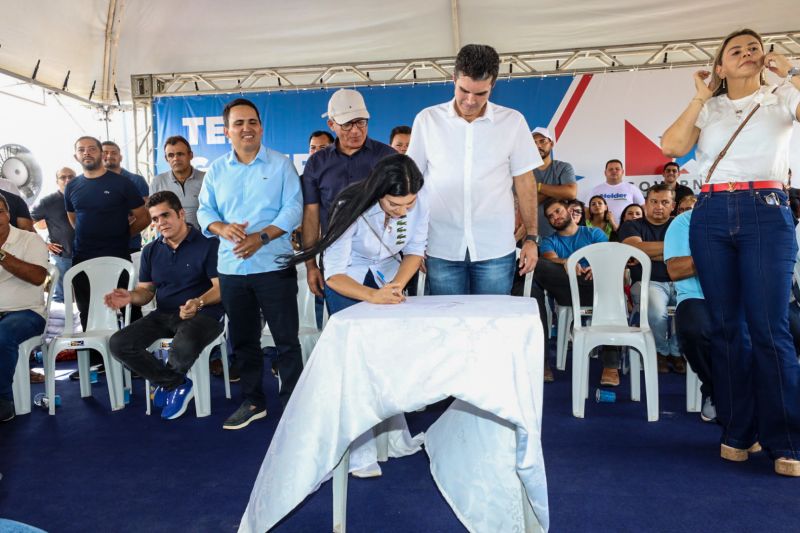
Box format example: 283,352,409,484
107,191,223,420
101,141,150,253
65,136,150,377
301,89,395,297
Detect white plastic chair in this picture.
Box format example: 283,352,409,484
130,251,156,316
12,265,58,415
45,257,134,415
555,304,593,371
567,242,659,421
143,330,230,417
261,263,325,365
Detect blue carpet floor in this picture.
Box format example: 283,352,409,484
1,351,797,532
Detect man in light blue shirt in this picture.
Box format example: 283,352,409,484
197,98,303,430
664,208,717,422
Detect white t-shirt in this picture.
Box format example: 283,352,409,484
407,100,541,261
0,225,49,317
695,84,800,185
588,181,645,221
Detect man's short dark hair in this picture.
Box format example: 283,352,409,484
164,135,192,151
454,44,500,83
543,198,569,214
389,126,411,144
646,182,676,199
663,161,680,172
223,98,261,128
74,136,102,151
308,131,334,144
146,190,183,212
605,159,623,169
101,141,121,151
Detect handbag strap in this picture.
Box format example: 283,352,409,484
360,214,402,264
705,86,779,184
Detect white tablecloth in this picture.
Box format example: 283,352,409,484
239,295,548,532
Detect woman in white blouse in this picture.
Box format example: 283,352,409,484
662,28,800,477
289,153,429,477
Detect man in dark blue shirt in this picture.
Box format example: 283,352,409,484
0,190,33,231
301,89,395,298
107,191,223,420
31,167,76,302
101,141,150,252
65,136,150,377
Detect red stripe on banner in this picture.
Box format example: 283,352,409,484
554,74,592,141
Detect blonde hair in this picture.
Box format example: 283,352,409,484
711,28,767,97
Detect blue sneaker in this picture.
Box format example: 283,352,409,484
151,386,169,409
161,379,194,420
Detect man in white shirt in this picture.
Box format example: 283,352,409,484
0,193,49,422
407,44,541,295
588,159,645,222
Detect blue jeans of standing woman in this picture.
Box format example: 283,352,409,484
690,187,800,459
324,271,380,315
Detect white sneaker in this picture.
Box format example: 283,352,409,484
701,397,717,423
351,462,383,478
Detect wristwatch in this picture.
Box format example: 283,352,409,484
259,232,271,246
0,249,6,262
524,234,541,245
788,67,800,80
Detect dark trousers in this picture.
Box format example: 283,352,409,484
71,255,141,365
108,311,223,389
529,258,619,368
0,311,45,401
690,189,800,459
675,298,714,399
219,268,302,408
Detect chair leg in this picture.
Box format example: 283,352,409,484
145,378,152,415
643,336,659,422
45,344,58,416
572,336,586,418
630,350,641,402
191,347,212,418
686,366,701,412
374,420,390,462
77,349,92,398
13,346,32,415
556,307,572,371
333,449,350,533
221,339,231,400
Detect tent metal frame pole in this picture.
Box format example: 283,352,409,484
130,30,800,99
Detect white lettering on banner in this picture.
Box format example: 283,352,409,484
181,117,228,146
205,117,226,145
182,117,205,145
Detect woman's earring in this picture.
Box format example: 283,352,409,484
722,78,726,90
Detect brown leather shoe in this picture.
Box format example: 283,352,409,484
775,458,800,477
600,368,620,387
29,369,45,384
543,362,554,383
657,354,670,374
209,358,224,377
671,356,687,374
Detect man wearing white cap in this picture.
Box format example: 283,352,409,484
301,89,395,297
530,127,576,239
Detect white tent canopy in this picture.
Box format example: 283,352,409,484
1,0,798,104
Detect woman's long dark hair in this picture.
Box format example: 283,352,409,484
285,153,424,267
588,194,611,224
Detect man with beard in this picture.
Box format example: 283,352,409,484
529,127,576,239
531,198,614,383
618,183,683,374
64,136,149,378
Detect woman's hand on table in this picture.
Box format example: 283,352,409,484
368,283,406,304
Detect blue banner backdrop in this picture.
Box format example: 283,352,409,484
153,76,574,175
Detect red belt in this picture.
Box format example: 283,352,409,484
700,180,784,193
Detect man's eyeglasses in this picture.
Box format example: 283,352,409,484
337,119,368,131
57,175,75,181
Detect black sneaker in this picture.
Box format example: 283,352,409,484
0,399,15,422
69,363,106,381
222,401,266,430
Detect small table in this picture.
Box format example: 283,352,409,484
239,295,548,532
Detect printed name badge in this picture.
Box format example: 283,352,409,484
70,340,85,347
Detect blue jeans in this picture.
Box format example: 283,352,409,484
648,280,680,356
0,310,46,401
324,271,379,315
426,251,516,296
219,268,301,408
690,188,800,459
51,254,72,303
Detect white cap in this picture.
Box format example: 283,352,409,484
531,127,553,142
322,89,370,124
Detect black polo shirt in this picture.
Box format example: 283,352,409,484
139,225,223,320
2,191,31,229
302,137,396,232
617,217,672,283
31,191,75,257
